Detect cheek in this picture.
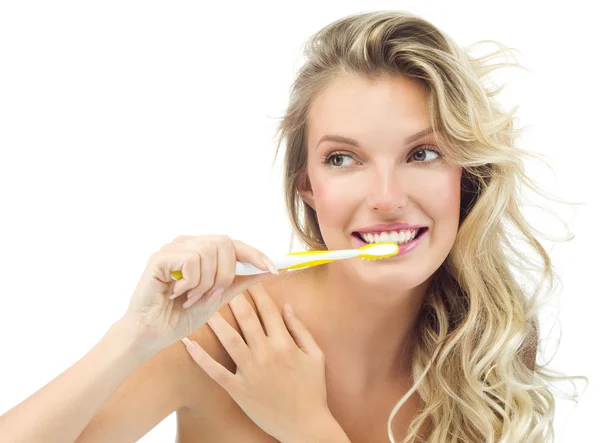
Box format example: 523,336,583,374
419,167,462,238
310,171,358,230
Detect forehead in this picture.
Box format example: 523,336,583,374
307,74,431,144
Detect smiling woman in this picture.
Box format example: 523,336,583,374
0,7,590,443
271,10,588,442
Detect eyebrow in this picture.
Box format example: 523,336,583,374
316,127,434,149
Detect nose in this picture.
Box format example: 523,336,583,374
367,165,409,214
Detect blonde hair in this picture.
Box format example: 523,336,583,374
271,10,588,443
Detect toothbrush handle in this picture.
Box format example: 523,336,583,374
235,261,270,276
235,250,357,275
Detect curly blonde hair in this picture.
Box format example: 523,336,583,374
271,9,588,443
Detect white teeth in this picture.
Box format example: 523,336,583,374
360,229,419,244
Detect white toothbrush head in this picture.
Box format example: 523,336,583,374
358,242,400,260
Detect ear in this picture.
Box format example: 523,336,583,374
296,171,315,210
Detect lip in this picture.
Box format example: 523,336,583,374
353,222,426,234
350,227,429,257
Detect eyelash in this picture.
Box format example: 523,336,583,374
320,145,442,169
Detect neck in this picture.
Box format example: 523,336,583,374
286,262,431,393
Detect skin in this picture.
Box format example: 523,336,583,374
294,73,463,397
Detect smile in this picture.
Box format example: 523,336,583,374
356,229,420,244
351,227,429,256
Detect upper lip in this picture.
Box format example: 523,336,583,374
353,223,427,234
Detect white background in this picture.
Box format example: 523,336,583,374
0,1,597,441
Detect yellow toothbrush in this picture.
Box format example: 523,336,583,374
170,242,399,280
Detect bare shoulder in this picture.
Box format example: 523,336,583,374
179,271,303,410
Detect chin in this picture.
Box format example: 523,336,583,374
346,262,433,292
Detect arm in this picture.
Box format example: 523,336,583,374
0,318,179,443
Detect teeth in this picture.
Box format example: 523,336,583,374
360,229,419,244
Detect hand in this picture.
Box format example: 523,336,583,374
182,282,331,442
122,234,282,354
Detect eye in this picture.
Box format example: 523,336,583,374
321,152,355,169
410,147,441,163
321,145,442,169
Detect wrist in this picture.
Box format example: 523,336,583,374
111,316,163,362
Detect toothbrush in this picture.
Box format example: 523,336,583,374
170,242,399,280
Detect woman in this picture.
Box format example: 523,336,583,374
0,10,587,443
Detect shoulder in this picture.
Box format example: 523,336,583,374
186,289,258,373
178,272,300,409
184,270,301,366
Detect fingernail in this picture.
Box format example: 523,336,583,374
183,293,202,309
169,292,179,300
262,257,279,275
285,303,294,316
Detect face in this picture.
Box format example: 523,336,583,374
297,74,462,291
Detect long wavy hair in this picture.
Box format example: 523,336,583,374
271,10,588,443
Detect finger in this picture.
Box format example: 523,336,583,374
184,239,230,309
189,244,216,299
282,303,323,356
176,253,201,297
148,250,200,296
182,242,217,307
181,337,236,391
206,311,252,367
182,236,272,309
248,282,294,345
231,239,278,275
228,293,268,350
209,236,236,295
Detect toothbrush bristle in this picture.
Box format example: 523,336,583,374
358,242,399,259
